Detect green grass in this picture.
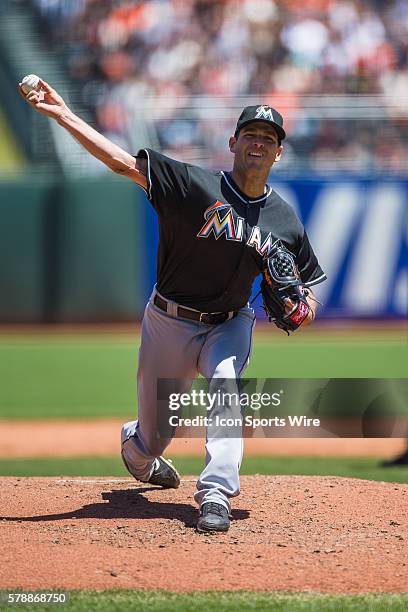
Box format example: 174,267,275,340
0,330,406,419
246,339,408,378
1,590,408,612
0,338,138,419
0,455,407,483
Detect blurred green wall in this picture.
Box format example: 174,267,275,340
0,175,145,322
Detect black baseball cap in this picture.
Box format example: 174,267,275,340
235,105,286,142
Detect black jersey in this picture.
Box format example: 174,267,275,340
137,148,326,312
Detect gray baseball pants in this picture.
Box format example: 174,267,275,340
121,288,255,511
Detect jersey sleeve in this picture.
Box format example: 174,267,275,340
135,148,190,215
295,230,327,288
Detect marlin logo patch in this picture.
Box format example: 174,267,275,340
197,200,275,256
197,201,244,242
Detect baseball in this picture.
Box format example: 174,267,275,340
20,74,41,95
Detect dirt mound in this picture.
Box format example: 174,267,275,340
1,476,407,593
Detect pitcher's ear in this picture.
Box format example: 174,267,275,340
229,136,236,153
274,145,283,162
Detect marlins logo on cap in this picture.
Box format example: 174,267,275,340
255,105,276,122
235,104,286,141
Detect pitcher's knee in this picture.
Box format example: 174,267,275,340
121,420,138,445
121,437,153,482
122,421,163,453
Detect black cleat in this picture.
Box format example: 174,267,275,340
196,502,230,533
381,451,408,467
148,456,180,488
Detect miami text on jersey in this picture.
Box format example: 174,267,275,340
197,200,274,256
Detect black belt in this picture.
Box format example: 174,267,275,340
154,295,238,325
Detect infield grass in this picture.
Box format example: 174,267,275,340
0,328,406,419
0,455,407,483
1,590,408,611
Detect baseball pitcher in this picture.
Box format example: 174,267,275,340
20,79,326,532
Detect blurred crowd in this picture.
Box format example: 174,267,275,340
32,0,408,173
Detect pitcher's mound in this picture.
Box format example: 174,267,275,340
0,476,407,593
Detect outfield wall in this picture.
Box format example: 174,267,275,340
0,174,407,322
0,175,146,322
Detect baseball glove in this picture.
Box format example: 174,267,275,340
261,241,311,334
